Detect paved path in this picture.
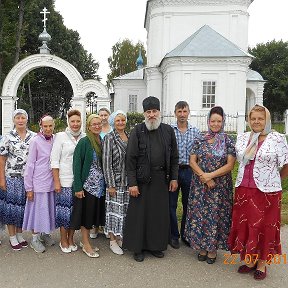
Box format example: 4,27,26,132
0,226,287,288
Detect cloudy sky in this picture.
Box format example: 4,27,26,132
54,0,288,82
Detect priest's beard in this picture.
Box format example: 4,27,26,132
145,115,161,131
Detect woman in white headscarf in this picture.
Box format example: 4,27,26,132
102,110,129,255
228,104,288,280
51,109,85,253
0,109,35,251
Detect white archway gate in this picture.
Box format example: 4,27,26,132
1,54,110,134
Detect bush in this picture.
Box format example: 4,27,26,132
29,118,67,133
126,112,144,133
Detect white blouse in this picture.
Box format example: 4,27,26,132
235,131,288,192
50,131,85,187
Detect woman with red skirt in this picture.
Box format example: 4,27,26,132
228,104,288,280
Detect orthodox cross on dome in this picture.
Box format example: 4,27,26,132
38,7,51,54
40,7,50,29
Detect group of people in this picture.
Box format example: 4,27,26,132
0,96,287,281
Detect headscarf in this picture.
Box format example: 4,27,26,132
242,104,271,165
13,109,28,120
39,114,54,140
86,114,102,159
66,111,82,137
108,110,127,128
204,106,226,157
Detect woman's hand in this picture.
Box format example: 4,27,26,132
206,179,216,190
0,179,6,191
26,191,34,201
200,173,213,183
75,190,85,198
108,187,116,197
54,181,61,193
129,186,140,197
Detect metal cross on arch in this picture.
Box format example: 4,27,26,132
40,7,50,28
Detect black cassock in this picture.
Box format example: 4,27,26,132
123,124,178,253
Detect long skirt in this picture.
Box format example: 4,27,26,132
228,186,282,261
70,190,105,230
22,191,55,234
123,170,170,253
104,186,129,238
2,177,26,228
0,187,5,222
55,187,74,229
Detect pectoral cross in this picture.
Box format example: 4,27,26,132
40,7,50,28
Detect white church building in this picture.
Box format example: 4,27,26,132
112,0,265,132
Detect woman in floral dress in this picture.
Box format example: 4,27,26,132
70,114,105,258
184,106,236,264
0,109,35,251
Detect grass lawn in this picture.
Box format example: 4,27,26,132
177,162,288,225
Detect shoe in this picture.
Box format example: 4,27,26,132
90,232,98,239
117,239,123,248
10,241,22,251
39,233,55,246
110,240,123,255
238,264,257,274
19,240,28,248
80,241,99,252
197,252,207,261
134,252,145,262
150,251,164,258
254,267,267,280
169,238,180,249
82,247,99,258
59,242,72,253
30,238,45,253
69,243,78,252
206,256,217,264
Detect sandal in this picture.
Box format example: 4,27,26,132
197,252,207,261
82,246,99,258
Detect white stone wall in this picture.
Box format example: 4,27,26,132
113,80,147,112
146,1,251,66
160,57,249,115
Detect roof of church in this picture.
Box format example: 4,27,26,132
114,68,144,80
247,69,265,81
164,25,252,58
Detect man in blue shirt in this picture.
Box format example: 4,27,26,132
170,101,200,249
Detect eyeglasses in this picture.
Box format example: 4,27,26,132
90,123,102,127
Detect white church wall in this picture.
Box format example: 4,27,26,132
113,80,146,113
146,2,250,66
161,59,248,115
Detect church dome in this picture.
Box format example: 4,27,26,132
136,49,144,69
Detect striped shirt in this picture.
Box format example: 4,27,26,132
171,123,200,165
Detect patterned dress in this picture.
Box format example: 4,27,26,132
102,130,129,238
184,134,236,251
0,129,34,227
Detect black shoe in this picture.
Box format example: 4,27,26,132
134,252,145,262
150,250,164,258
169,238,180,249
206,256,217,264
181,238,190,247
197,252,208,261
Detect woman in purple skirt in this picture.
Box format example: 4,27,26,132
22,115,56,253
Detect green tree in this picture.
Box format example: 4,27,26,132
0,0,101,125
107,39,147,89
249,40,288,115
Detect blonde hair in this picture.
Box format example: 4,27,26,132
249,104,266,119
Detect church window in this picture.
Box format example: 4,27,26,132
128,94,137,112
202,81,216,108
